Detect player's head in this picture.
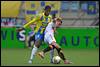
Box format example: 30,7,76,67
44,5,51,16
55,17,62,27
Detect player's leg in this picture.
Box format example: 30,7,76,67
38,33,55,59
50,48,54,63
28,44,38,63
38,45,53,59
27,35,35,48
52,42,72,64
27,31,35,48
44,33,55,54
49,34,71,64
38,33,72,64
28,33,42,64
28,39,42,63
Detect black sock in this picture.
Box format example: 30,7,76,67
28,36,33,47
43,46,52,53
28,35,35,47
58,52,66,61
56,48,66,61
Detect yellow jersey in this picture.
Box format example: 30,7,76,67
23,13,52,34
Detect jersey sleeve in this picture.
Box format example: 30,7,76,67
23,14,40,28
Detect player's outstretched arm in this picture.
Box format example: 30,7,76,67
23,18,37,28
16,17,38,32
23,14,41,28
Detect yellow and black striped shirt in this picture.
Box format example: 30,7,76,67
23,13,52,34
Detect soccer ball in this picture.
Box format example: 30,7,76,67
52,56,61,64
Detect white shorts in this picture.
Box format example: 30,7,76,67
44,32,56,45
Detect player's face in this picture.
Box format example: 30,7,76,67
44,8,51,16
55,20,62,27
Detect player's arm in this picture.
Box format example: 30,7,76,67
17,15,40,32
23,17,38,28
17,18,37,32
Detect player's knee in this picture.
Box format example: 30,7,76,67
49,45,53,49
34,45,38,49
35,40,41,48
36,44,40,48
34,43,40,48
52,42,60,49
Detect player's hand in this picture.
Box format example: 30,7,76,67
16,27,25,32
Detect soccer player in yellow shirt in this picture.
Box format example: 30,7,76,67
18,5,52,64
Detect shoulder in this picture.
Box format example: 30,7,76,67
36,13,42,18
35,13,43,20
49,22,54,26
48,15,52,19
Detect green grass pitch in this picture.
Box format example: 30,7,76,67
1,48,99,66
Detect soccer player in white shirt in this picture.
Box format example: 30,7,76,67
38,18,72,64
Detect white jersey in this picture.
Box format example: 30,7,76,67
44,22,54,34
44,22,56,44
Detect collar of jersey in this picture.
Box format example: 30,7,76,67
43,13,49,18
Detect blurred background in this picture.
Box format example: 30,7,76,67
1,1,99,27
1,1,99,48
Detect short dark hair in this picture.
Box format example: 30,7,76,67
44,5,51,10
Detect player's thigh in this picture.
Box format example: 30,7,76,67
34,39,42,48
45,33,56,45
35,33,43,48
